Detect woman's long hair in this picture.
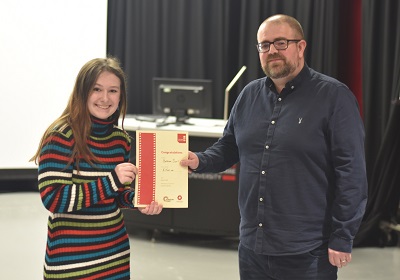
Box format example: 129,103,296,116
31,57,128,167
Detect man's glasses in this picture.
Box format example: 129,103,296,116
256,39,301,53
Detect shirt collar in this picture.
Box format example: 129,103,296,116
265,63,311,92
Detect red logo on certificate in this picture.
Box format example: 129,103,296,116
177,133,187,143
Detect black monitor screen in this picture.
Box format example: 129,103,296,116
152,78,212,122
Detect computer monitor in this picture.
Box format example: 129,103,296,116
152,77,212,124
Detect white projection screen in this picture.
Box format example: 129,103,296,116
0,0,107,179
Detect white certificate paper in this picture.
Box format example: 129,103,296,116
134,130,188,208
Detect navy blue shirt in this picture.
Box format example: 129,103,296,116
195,65,367,255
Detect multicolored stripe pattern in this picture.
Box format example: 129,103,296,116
38,117,135,279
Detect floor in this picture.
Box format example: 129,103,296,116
1,192,399,280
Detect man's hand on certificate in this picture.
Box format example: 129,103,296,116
180,151,199,173
138,201,163,215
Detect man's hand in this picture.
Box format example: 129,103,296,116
180,151,199,173
328,248,352,268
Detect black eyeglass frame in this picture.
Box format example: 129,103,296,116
255,39,302,53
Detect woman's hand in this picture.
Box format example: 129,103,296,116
138,201,163,215
114,162,137,184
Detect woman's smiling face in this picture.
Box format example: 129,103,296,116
87,71,121,119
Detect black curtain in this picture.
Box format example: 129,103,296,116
107,0,341,119
362,0,400,176
355,101,400,247
354,0,400,247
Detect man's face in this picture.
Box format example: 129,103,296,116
257,21,305,80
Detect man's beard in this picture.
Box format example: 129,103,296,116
262,55,296,79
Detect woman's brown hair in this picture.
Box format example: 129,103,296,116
31,57,128,167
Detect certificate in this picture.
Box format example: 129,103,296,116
134,130,188,208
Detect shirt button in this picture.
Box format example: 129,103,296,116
259,223,263,227
271,120,275,124
261,170,266,175
259,197,264,202
265,145,269,149
278,97,282,101
291,86,294,89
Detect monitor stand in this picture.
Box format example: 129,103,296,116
156,110,193,127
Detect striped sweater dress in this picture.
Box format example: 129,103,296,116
38,116,135,279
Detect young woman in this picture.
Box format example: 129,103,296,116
31,57,162,279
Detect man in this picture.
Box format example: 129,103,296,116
180,14,367,279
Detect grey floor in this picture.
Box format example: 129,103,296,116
1,192,399,280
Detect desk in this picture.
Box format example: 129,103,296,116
122,115,227,138
121,116,240,236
